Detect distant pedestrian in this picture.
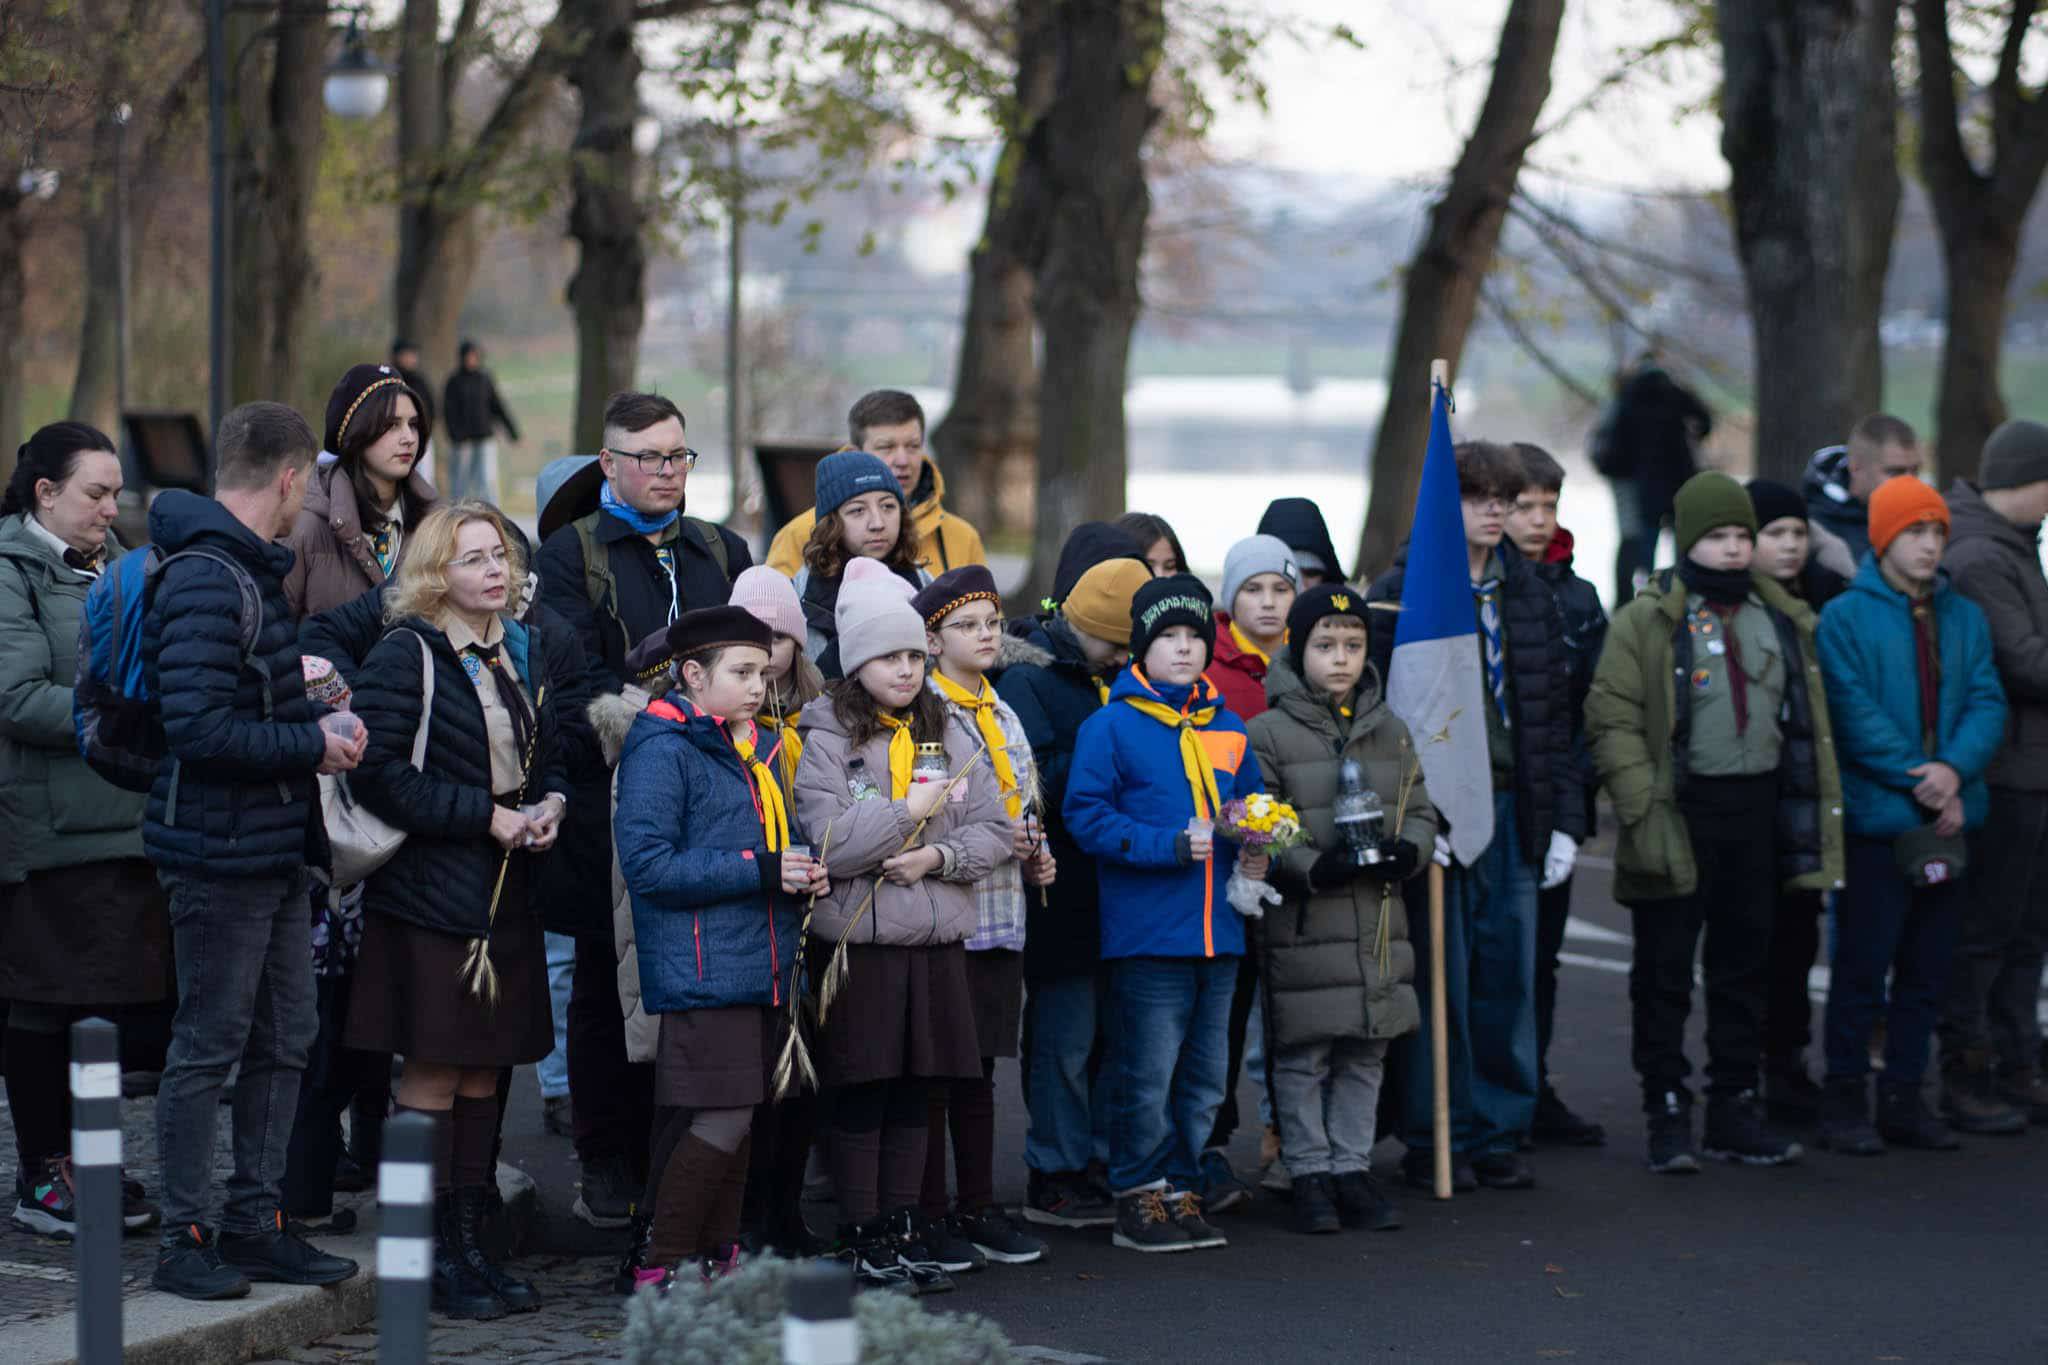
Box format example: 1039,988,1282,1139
442,340,520,503
145,403,363,1300
0,423,170,1241
1596,353,1711,606
1800,414,1922,575
389,337,437,451
1815,477,2007,1157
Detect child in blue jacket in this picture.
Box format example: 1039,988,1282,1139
1815,477,2007,1157
613,607,826,1288
1064,575,1269,1253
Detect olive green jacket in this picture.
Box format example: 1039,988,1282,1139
1247,658,1437,1047
1586,568,1844,903
0,514,145,882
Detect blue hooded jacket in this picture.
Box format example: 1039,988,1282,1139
1816,556,2007,838
1063,668,1265,961
614,699,800,1015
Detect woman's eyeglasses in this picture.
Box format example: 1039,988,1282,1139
450,549,511,572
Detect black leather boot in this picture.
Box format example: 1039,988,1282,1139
455,1185,541,1312
432,1194,507,1320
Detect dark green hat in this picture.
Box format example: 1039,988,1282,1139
1673,471,1758,557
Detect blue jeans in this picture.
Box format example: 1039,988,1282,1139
1825,836,1962,1087
1401,789,1539,1156
1023,972,1109,1176
537,930,576,1099
1104,955,1238,1195
156,871,318,1236
443,437,498,502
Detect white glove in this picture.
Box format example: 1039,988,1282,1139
1226,874,1282,920
1432,834,1452,868
1541,831,1578,890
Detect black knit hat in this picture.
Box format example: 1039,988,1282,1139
323,363,421,456
1747,478,1806,530
1052,522,1146,602
665,606,773,666
912,564,1001,629
1286,583,1370,679
1130,573,1215,667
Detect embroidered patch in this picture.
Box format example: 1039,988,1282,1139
1690,668,1711,691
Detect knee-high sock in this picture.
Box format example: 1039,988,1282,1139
877,1080,933,1215
451,1094,498,1191
827,1082,888,1225
3,1025,68,1171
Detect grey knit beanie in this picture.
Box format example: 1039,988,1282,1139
1220,533,1300,615
1978,419,2048,491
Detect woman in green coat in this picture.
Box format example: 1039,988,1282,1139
0,422,169,1239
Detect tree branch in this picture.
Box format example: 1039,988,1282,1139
1477,276,1604,408
440,0,484,137
1912,0,1981,232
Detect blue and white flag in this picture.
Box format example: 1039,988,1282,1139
1385,382,1494,867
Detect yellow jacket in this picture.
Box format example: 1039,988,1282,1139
765,457,988,578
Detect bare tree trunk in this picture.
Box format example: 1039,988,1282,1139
395,0,476,392
933,1,1058,538
1355,0,1564,580
1718,0,1899,486
0,193,28,477
69,110,124,434
564,0,646,454
1014,0,1159,604
227,0,328,411
1913,0,2048,481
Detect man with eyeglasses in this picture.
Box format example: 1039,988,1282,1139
764,389,988,578
535,390,752,1230
1366,440,1582,1195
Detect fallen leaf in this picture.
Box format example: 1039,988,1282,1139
1076,1272,1101,1281
1545,1263,1565,1275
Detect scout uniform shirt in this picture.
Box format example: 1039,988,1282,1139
1684,590,1785,777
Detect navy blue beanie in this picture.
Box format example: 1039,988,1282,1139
814,450,902,521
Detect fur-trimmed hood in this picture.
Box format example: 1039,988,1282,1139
590,683,657,767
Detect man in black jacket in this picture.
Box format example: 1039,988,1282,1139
145,402,364,1300
1605,355,1711,607
1367,440,1584,1193
440,340,520,502
534,390,750,1226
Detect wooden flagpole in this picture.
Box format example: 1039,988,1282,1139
1428,356,1453,1201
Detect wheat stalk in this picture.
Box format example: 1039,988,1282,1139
817,735,989,1026
771,825,833,1100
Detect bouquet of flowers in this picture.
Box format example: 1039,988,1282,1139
1216,793,1309,853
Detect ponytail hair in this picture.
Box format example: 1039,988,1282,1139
3,421,116,519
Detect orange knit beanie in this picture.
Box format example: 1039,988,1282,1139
1867,475,1949,557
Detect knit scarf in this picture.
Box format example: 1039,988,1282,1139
599,479,679,536
931,670,1020,818
875,713,917,799
730,720,791,853
763,703,804,794
1228,619,1274,668
1121,669,1222,822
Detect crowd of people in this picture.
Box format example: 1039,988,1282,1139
3,368,2046,1314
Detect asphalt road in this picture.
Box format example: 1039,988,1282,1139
481,826,2048,1364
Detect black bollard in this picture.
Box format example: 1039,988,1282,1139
377,1110,435,1365
70,1017,122,1365
781,1259,857,1365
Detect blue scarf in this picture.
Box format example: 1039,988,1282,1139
600,479,679,536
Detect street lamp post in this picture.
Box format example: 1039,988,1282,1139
206,1,388,440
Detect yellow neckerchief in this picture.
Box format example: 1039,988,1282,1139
1120,667,1222,821
1228,618,1277,668
1093,676,1111,705
763,701,804,794
728,717,791,854
931,669,1020,819
875,712,917,799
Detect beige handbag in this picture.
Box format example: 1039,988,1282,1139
321,630,433,887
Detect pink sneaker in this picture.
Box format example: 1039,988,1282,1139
631,1265,673,1294
702,1244,742,1280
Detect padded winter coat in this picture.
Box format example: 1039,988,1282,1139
1248,658,1434,1047
1207,610,1273,723
615,699,800,1015
351,614,569,939
141,491,327,879
1942,479,2048,792
1817,556,2007,839
1064,668,1266,962
992,620,1112,980
791,696,1011,949
765,458,988,579
1586,568,1843,903
1366,538,1585,860
0,513,144,880
281,462,437,619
